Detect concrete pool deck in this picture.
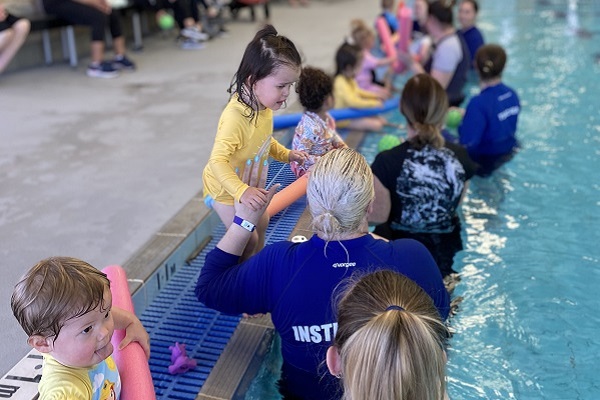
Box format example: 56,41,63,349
0,0,382,379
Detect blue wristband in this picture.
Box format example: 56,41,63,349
233,215,256,232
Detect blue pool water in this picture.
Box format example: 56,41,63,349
247,0,600,398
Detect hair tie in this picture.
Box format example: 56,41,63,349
482,60,494,73
386,305,405,312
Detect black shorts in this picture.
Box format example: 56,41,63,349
0,14,21,32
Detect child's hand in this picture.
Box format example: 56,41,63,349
240,187,269,211
235,184,280,224
289,150,308,165
115,310,151,359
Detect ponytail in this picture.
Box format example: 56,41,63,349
400,74,448,149
308,148,373,242
334,270,448,400
230,24,302,120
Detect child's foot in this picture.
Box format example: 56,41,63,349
87,61,119,78
112,55,136,71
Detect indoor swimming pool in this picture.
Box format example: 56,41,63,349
247,0,600,398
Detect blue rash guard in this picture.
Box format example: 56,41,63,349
458,26,485,67
459,82,520,169
196,234,450,399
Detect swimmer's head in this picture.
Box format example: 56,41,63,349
475,44,507,81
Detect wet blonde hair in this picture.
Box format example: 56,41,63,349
307,148,374,241
334,270,448,400
400,73,448,149
11,257,110,341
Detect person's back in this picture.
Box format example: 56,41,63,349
196,148,449,399
374,142,467,233
458,44,520,175
292,66,346,178
371,74,475,277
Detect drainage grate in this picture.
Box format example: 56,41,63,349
141,161,306,399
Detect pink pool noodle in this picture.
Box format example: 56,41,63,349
267,174,309,217
376,16,399,72
396,1,413,73
103,265,156,400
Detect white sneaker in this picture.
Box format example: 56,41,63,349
180,27,209,42
179,38,206,50
86,61,119,78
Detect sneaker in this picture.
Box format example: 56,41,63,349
112,55,136,71
180,27,209,42
179,37,206,50
87,61,119,78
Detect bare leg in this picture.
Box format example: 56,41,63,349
90,40,105,64
112,36,125,57
347,116,385,132
0,19,31,74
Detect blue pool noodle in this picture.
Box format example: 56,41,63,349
273,96,400,130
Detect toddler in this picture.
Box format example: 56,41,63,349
333,42,387,132
350,19,394,99
291,66,347,178
202,24,307,259
11,256,150,399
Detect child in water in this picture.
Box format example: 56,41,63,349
203,25,308,259
291,66,347,178
458,44,520,176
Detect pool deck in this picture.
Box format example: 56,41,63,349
0,0,380,384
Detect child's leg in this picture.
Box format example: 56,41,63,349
0,19,30,74
347,117,384,132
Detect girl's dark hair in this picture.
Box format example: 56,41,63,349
475,44,507,80
428,1,454,26
297,67,333,112
335,42,362,76
229,24,302,120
